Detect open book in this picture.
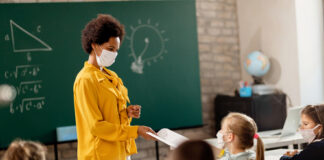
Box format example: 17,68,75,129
146,128,189,148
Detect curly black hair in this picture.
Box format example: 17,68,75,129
81,14,125,54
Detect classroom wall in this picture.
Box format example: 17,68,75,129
237,0,324,106
237,0,301,106
0,0,241,160
295,0,324,106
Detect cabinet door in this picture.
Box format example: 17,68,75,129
214,95,253,132
252,94,287,131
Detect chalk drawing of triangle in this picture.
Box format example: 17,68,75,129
10,20,52,53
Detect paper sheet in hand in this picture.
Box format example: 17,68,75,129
146,128,189,148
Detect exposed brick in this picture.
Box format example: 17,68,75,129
198,44,211,52
201,86,215,94
158,147,170,159
224,63,236,71
225,4,235,11
216,11,232,19
200,10,217,18
146,148,156,157
45,145,55,160
208,28,221,36
140,157,159,160
0,150,5,159
51,0,68,2
200,62,215,70
132,150,148,159
136,138,155,149
225,20,237,28
213,55,233,63
222,28,233,35
37,0,52,2
198,35,217,43
21,0,37,2
231,44,240,51
197,27,205,34
46,151,55,160
199,53,213,61
199,2,224,11
61,149,77,159
197,18,208,26
226,0,236,5
71,142,78,149
58,143,71,150
216,36,238,44
210,20,225,27
232,72,241,80
233,28,239,35
211,45,225,54
200,79,212,87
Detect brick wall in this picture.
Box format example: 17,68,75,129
0,0,241,160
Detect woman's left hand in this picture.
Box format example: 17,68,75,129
127,105,141,118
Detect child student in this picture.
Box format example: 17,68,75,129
216,112,264,160
280,104,324,160
169,140,215,160
2,139,47,160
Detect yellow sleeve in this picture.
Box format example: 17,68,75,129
120,108,133,124
75,77,138,141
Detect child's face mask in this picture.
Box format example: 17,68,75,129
299,124,321,143
216,130,233,149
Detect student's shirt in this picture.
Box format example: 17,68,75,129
73,62,138,160
219,150,256,160
280,139,324,160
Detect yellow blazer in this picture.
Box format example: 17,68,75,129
73,62,138,160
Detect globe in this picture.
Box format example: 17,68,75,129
244,51,270,77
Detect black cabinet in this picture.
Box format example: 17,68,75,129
214,94,287,132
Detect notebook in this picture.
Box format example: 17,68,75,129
146,128,189,148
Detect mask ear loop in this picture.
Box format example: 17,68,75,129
314,106,324,138
93,45,103,71
224,130,234,143
99,46,104,51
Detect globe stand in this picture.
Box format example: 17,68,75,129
252,76,264,85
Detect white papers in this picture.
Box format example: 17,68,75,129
146,128,189,148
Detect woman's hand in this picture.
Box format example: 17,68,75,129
283,150,298,157
138,126,157,141
127,105,141,118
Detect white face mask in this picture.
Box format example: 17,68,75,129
216,131,226,149
95,47,118,68
299,124,321,143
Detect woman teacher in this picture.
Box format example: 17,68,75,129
73,14,156,160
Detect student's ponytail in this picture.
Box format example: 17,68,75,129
224,113,265,160
255,135,264,160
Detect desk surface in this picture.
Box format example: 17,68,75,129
265,149,288,160
258,130,306,149
205,130,306,150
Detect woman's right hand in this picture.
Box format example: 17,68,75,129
137,126,157,141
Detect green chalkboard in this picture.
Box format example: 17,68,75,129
0,0,202,148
